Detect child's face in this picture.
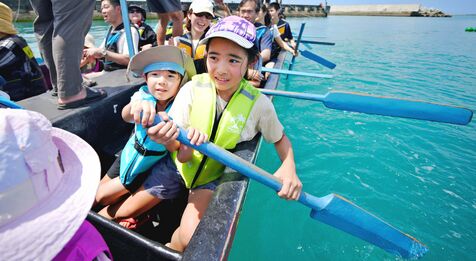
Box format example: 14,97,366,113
206,38,249,99
146,70,181,103
188,12,212,33
268,7,279,20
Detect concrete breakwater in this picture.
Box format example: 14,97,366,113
329,4,451,17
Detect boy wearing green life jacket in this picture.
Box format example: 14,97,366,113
109,16,302,252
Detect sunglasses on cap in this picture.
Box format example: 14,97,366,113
129,9,142,14
194,12,213,19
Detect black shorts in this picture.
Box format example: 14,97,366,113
106,152,150,192
147,0,181,14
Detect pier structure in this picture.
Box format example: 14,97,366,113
329,4,450,17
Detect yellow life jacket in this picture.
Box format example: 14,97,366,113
176,33,206,60
172,74,260,188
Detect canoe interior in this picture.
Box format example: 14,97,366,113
18,50,287,260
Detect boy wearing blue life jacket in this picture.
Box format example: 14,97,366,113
95,46,197,213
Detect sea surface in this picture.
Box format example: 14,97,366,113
15,15,476,260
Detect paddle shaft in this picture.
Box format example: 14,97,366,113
300,39,335,45
261,67,333,78
287,23,306,79
259,89,473,125
119,0,136,57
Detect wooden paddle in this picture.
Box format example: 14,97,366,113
259,89,473,125
151,115,429,259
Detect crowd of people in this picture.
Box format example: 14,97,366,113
1,0,302,258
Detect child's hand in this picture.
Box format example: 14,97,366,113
274,167,302,200
186,127,208,146
146,111,179,145
130,99,156,127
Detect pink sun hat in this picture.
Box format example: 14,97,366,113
0,109,101,260
199,15,256,49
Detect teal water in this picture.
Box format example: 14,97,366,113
15,15,476,260
230,16,476,260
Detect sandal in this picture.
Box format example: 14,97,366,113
57,87,106,110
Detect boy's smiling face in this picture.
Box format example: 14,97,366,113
206,38,249,101
146,70,181,106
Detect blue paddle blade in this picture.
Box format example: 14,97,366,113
325,92,473,125
301,50,336,69
306,193,428,259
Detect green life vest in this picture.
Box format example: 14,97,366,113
173,74,260,188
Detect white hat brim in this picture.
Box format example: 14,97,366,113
0,128,100,260
199,30,254,49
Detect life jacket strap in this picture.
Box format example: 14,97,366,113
134,136,167,156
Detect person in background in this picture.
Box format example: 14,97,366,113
268,2,296,51
85,0,139,74
0,3,47,101
258,4,296,70
147,0,184,45
80,33,103,74
29,0,106,109
0,109,111,260
174,0,214,74
128,4,157,50
238,0,273,87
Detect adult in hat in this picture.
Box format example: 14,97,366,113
128,4,157,50
0,109,111,260
29,0,106,109
0,3,47,101
174,0,215,74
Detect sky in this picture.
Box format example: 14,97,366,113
280,0,476,15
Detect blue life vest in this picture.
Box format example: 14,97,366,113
119,86,171,186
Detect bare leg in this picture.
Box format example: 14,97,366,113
168,189,213,252
95,176,129,206
156,13,170,45
170,11,184,37
98,185,162,221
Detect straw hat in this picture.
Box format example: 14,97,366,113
84,33,96,48
0,109,101,260
127,46,196,87
0,3,18,35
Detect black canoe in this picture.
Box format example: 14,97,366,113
18,50,287,260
